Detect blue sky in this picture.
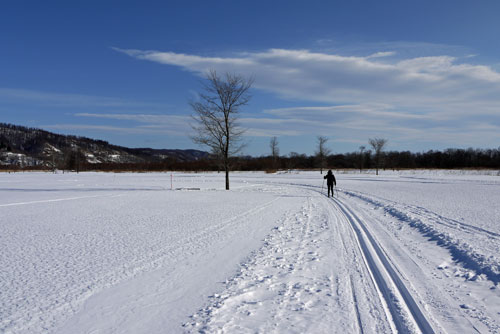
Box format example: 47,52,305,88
2,1,500,156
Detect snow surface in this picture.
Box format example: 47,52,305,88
1,170,499,333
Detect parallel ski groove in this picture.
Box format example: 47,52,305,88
259,180,437,333
349,275,365,334
333,196,435,334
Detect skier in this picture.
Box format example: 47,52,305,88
324,169,336,197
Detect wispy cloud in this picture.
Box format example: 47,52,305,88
75,112,189,124
44,123,190,136
314,40,469,59
366,51,396,59
43,124,156,134
73,113,192,135
0,87,168,109
114,47,500,149
264,104,440,120
114,47,500,111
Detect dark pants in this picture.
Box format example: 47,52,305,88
327,183,334,197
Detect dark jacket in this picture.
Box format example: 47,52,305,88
324,171,336,185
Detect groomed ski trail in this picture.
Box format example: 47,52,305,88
332,196,436,334
184,185,437,333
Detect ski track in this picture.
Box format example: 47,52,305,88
342,189,500,284
0,194,123,207
184,185,435,333
180,179,498,333
344,189,500,239
333,197,434,334
339,189,500,333
258,177,500,284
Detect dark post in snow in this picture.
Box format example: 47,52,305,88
369,138,388,175
190,70,253,190
316,136,331,174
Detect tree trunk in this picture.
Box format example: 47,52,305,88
225,154,229,190
225,115,230,190
224,148,230,190
376,156,379,175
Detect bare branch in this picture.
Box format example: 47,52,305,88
190,70,253,189
369,137,388,175
315,136,331,173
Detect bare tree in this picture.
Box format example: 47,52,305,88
270,136,279,169
369,138,388,175
315,136,331,174
359,145,365,173
191,70,253,190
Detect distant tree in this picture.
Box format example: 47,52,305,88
63,149,76,172
47,154,58,173
190,70,253,190
287,152,299,169
369,138,388,175
270,136,279,169
359,145,366,172
75,148,82,173
315,136,331,174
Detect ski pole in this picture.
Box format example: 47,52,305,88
321,179,325,195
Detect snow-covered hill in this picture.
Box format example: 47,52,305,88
0,123,208,167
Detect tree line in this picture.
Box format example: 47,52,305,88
4,146,496,173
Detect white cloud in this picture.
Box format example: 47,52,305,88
113,47,500,150
366,51,396,59
114,47,500,114
112,47,253,71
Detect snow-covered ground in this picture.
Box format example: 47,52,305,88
1,170,499,333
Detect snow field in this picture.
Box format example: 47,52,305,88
0,172,302,333
1,170,500,333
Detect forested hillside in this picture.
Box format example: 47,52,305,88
0,123,208,169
